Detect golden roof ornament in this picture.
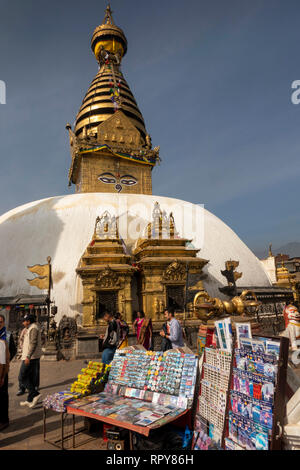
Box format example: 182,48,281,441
145,202,179,239
94,211,119,239
268,243,273,257
91,3,128,64
104,4,114,25
219,260,243,297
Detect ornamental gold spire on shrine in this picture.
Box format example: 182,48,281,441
67,4,160,195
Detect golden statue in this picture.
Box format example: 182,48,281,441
268,243,273,257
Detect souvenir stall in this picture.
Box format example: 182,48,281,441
42,347,199,450
66,348,199,450
43,324,289,451
192,319,289,451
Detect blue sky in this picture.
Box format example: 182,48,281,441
0,0,299,256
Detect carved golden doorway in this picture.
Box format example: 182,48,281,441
96,291,118,319
166,285,185,312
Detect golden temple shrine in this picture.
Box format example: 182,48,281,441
76,201,209,330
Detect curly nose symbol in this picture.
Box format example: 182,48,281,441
115,184,122,193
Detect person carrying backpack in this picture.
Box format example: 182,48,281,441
114,312,129,349
100,312,119,364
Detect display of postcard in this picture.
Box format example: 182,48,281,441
235,350,278,381
266,340,280,358
144,391,154,402
130,401,147,409
215,320,228,351
193,430,212,451
263,362,277,381
134,411,165,426
239,338,254,353
152,392,160,404
134,418,155,426
260,405,273,430
229,412,269,450
69,398,97,409
235,322,252,349
177,396,188,409
225,437,244,450
158,394,170,406
225,317,233,340
209,423,222,446
255,431,269,450
251,339,265,354
151,404,171,415
230,391,273,430
261,381,274,403
139,410,164,419
170,395,179,407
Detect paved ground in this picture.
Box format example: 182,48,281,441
0,359,106,450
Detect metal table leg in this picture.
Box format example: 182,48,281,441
129,430,133,450
43,407,46,441
61,412,65,450
72,414,75,449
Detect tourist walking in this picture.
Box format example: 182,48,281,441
19,314,42,408
0,326,9,431
17,321,29,395
133,311,153,350
100,312,119,364
114,312,129,349
160,308,184,349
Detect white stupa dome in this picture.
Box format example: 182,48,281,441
0,193,272,321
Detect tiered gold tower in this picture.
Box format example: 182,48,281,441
76,212,135,328
67,5,160,194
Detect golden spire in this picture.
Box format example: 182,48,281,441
74,4,146,141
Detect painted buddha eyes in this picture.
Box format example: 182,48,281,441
120,175,137,186
98,173,116,184
98,172,137,192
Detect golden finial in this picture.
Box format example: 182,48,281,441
91,2,127,64
103,3,114,25
268,243,273,257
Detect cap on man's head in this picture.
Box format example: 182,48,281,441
23,314,35,323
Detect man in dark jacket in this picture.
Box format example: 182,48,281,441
100,312,119,364
0,314,16,431
19,314,42,409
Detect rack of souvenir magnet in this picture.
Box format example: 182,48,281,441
224,332,289,451
193,319,234,450
100,349,199,422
